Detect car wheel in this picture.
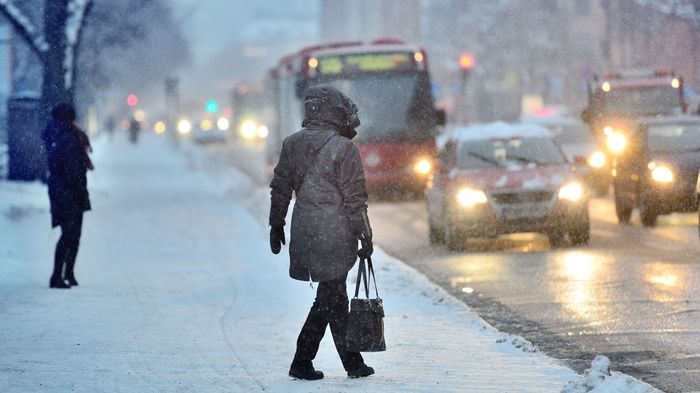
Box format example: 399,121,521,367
569,225,590,246
428,218,444,245
639,192,658,227
614,187,632,224
548,231,567,248
593,183,609,197
444,221,466,251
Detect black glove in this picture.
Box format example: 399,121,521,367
358,236,373,259
270,227,285,254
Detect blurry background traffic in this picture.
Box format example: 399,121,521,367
5,0,700,177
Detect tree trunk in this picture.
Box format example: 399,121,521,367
41,0,70,115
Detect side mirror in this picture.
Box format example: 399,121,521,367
573,156,587,165
295,79,306,98
580,108,592,125
435,109,447,126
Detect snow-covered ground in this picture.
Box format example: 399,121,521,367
0,134,661,392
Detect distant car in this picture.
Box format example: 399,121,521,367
193,118,229,144
427,122,590,249
521,115,610,196
613,116,700,226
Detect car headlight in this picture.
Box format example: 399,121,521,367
456,187,488,208
606,132,626,154
240,120,257,139
558,181,584,202
588,151,606,168
177,119,192,134
414,158,432,175
649,163,673,183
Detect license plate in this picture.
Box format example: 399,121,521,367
502,204,549,220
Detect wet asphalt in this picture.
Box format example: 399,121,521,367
369,197,700,393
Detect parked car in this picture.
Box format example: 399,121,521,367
613,116,700,226
427,122,590,249
521,115,610,196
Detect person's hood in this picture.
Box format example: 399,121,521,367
302,85,360,139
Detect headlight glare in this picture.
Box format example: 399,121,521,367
414,158,432,175
456,187,488,208
558,182,584,202
606,132,626,154
588,151,606,168
651,165,673,183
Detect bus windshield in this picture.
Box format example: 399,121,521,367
600,87,682,116
309,72,437,142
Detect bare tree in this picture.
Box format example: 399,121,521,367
0,0,92,112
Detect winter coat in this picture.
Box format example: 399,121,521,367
270,124,369,282
43,119,91,227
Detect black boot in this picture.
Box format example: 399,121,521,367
49,275,71,289
347,364,374,378
289,362,324,380
64,272,78,286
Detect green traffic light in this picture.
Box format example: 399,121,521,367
205,100,218,113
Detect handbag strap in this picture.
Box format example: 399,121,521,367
353,257,380,299
298,135,336,190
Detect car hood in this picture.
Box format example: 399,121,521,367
649,150,700,180
449,165,574,191
559,142,597,161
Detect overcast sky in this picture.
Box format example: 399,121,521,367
171,0,318,106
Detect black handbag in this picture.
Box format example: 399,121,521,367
346,257,386,352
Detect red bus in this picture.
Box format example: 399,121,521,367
264,39,445,193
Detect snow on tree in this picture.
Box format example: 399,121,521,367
0,0,92,111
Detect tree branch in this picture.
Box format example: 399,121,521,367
64,0,93,89
0,0,49,59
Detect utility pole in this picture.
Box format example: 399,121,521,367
457,52,474,125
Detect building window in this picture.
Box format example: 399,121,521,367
575,0,590,16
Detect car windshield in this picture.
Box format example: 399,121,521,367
647,123,700,151
456,137,566,170
541,122,592,144
309,73,436,142
601,87,682,116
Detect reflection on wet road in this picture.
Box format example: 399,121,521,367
369,197,700,393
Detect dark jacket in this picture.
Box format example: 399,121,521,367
269,86,371,282
43,119,91,227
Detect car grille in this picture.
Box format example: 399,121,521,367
490,191,554,204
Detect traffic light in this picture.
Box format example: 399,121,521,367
458,53,474,72
205,100,218,113
127,94,138,107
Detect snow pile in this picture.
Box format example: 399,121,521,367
447,121,552,143
561,356,662,393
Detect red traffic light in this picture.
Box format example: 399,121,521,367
127,94,138,107
458,53,475,70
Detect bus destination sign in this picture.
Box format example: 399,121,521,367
317,52,416,75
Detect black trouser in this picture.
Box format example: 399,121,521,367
52,214,83,279
293,273,364,371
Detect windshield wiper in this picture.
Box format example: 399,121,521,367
463,151,502,167
505,154,542,166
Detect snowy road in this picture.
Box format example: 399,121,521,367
2,134,634,392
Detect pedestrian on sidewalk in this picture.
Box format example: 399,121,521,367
42,103,93,289
269,85,375,380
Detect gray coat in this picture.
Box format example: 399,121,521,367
269,123,370,282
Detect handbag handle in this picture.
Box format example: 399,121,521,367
353,257,380,299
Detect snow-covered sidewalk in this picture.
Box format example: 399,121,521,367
0,134,660,392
